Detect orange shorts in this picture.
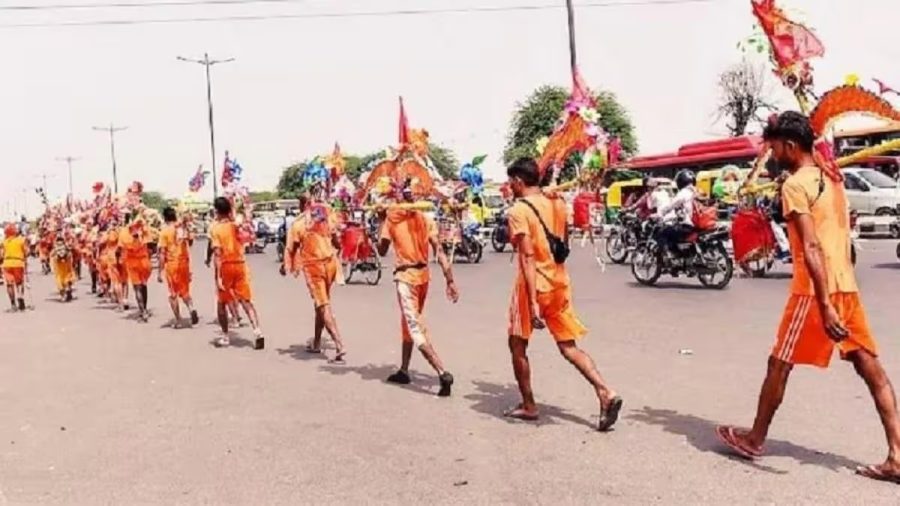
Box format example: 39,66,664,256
509,284,587,342
126,259,152,285
218,262,252,303
396,281,429,346
303,259,337,308
165,262,192,299
772,293,877,368
3,267,24,285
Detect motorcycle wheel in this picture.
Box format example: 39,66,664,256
467,241,483,264
631,244,662,286
491,229,507,253
742,256,771,278
851,243,857,266
605,230,628,264
698,244,734,289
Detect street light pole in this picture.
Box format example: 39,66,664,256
565,0,578,74
92,124,128,193
178,53,235,199
56,156,80,198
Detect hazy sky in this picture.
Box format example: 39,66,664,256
1,0,898,217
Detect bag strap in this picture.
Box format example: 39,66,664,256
518,198,559,242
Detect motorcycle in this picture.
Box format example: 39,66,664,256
631,220,734,289
440,219,483,264
489,207,510,253
275,223,287,263
605,212,645,264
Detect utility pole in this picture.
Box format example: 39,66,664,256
34,172,56,205
565,0,578,74
93,124,127,193
177,52,235,199
56,156,80,198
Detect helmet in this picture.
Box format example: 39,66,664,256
675,170,696,190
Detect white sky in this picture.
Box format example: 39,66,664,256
1,0,898,217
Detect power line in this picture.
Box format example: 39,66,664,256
0,0,313,11
0,0,716,29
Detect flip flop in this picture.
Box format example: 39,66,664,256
598,396,623,432
503,406,540,421
715,425,763,460
856,465,900,484
305,345,322,354
213,337,230,348
329,351,347,365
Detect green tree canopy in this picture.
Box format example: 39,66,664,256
503,85,638,181
141,191,168,211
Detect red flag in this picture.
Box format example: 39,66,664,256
398,97,410,146
751,0,824,70
571,67,596,107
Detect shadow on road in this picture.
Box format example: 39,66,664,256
464,380,595,429
207,336,255,349
628,406,862,475
318,363,437,396
276,344,332,362
626,281,715,291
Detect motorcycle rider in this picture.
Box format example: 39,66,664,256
654,170,698,256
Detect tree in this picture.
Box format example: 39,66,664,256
503,85,638,176
276,162,307,198
141,191,168,211
428,143,459,180
249,190,278,203
716,60,776,137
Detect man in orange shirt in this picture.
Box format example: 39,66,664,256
157,207,199,328
282,195,346,362
119,215,152,321
376,191,459,397
106,222,129,311
716,112,900,483
2,223,28,311
209,197,264,350
504,158,621,430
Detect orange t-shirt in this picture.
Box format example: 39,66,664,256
158,224,191,268
288,206,338,268
507,193,570,293
209,220,245,264
379,210,436,286
118,227,150,262
782,166,857,295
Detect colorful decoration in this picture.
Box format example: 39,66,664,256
808,85,900,136
188,164,209,193
750,0,824,102
873,78,900,97
459,155,486,197
221,151,244,190
324,142,346,181
537,67,608,180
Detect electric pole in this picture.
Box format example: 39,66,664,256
56,156,80,198
93,123,127,193
177,52,235,199
34,172,56,204
566,0,578,74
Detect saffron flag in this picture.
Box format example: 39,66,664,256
751,0,824,70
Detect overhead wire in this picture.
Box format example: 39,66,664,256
0,0,717,29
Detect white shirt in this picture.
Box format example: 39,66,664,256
657,186,696,226
649,188,672,216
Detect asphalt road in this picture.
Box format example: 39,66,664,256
2,238,900,504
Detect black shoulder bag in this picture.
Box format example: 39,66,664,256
519,198,570,264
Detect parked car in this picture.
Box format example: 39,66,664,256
842,167,900,216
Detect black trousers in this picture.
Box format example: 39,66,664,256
657,223,694,253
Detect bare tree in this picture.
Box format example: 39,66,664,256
716,60,777,137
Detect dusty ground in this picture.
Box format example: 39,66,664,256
2,239,900,504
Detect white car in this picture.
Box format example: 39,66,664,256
841,167,900,216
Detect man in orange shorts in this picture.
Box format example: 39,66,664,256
376,190,459,397
716,112,900,483
282,195,346,363
503,158,621,430
2,223,28,311
158,207,199,328
209,197,264,350
119,216,152,321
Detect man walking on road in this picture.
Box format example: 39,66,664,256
209,197,265,350
377,189,459,397
282,194,347,363
504,158,622,431
2,223,29,311
716,112,900,483
158,207,199,329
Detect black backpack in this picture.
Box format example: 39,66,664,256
519,198,570,264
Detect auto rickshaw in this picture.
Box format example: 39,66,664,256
604,178,645,222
